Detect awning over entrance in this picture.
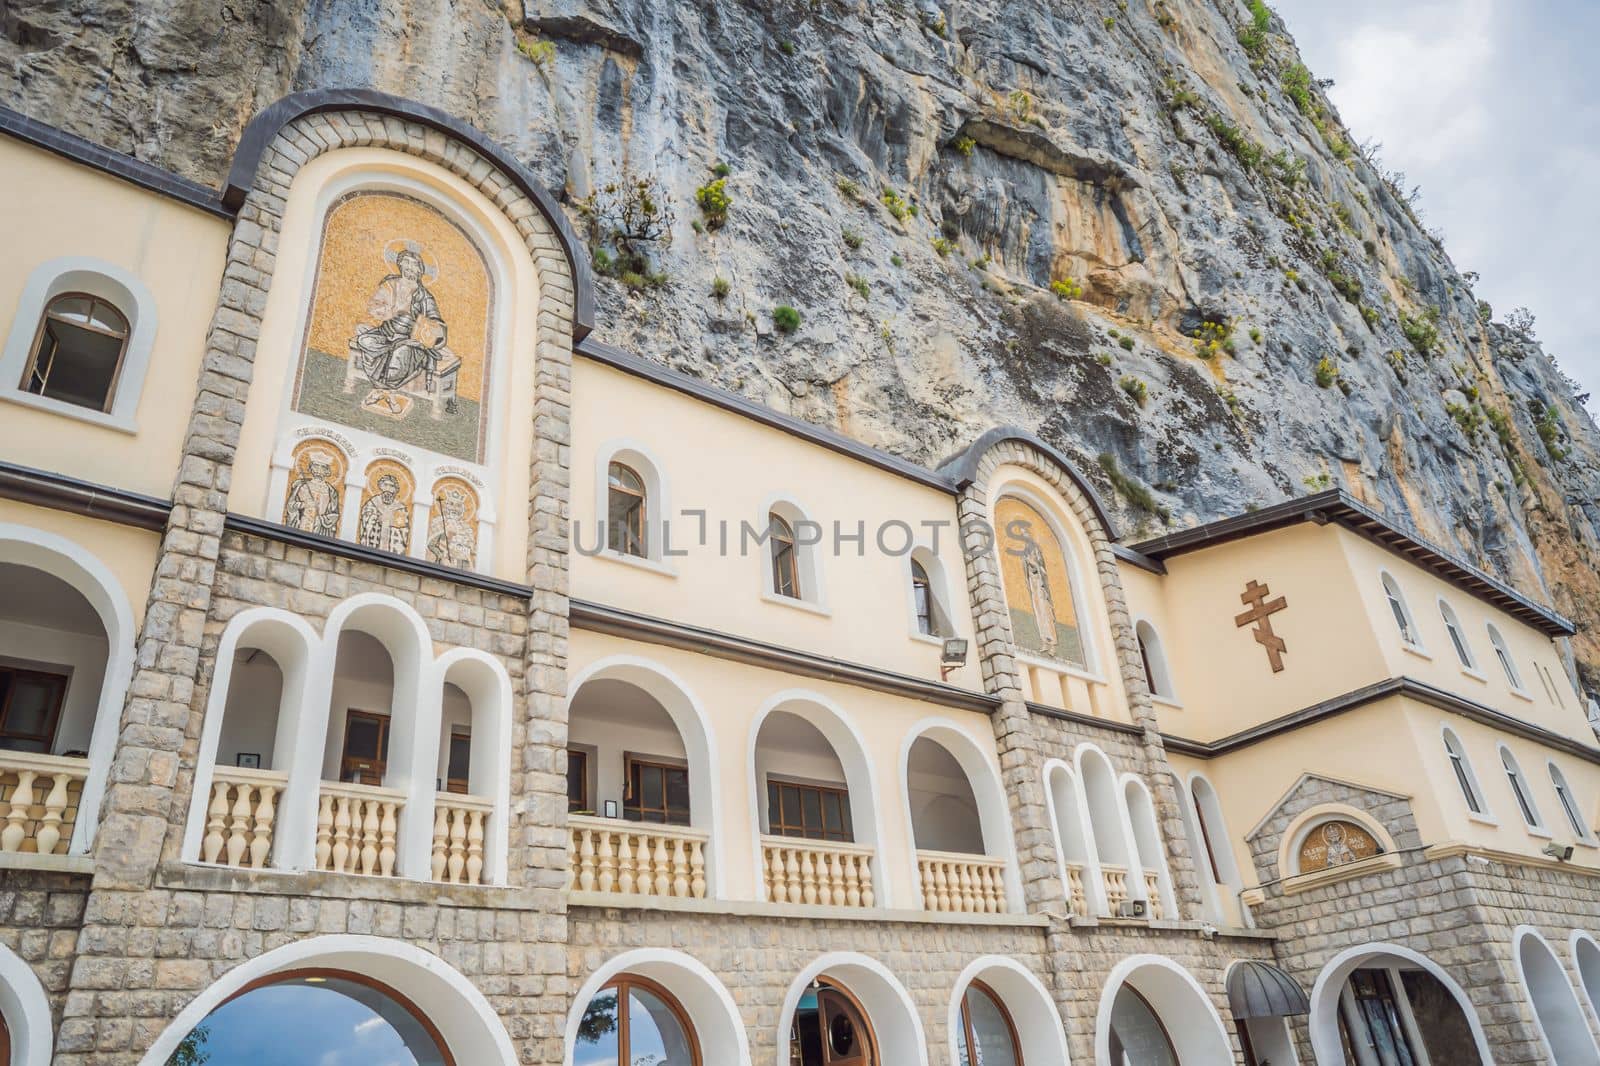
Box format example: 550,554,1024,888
1227,961,1310,1020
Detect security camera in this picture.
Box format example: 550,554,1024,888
1199,923,1219,940
1543,842,1575,862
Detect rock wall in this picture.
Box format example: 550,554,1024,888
6,0,1599,679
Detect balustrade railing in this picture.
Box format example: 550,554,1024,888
0,752,87,857
431,793,491,886
201,767,287,869
568,816,708,899
1102,863,1130,912
1143,870,1165,919
762,836,875,908
315,781,404,877
916,850,1007,913
1063,861,1088,917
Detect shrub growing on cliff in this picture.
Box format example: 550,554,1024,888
845,272,870,299
931,236,956,257
711,276,730,300
772,305,801,333
1097,453,1169,520
842,228,864,251
1050,278,1083,300
1536,404,1568,461
1120,376,1148,407
953,135,976,157
516,35,556,70
1238,0,1272,62
881,189,917,222
695,178,731,230
1400,307,1441,357
579,174,675,282
1314,356,1339,388
1191,320,1236,359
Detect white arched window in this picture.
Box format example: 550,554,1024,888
1380,572,1421,649
1441,727,1487,817
761,499,823,609
1439,600,1477,671
1548,763,1591,842
1487,625,1525,692
593,442,670,567
907,547,956,639
1134,620,1176,702
0,257,159,430
1500,747,1544,830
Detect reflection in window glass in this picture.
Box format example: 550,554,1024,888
958,983,1020,1066
163,973,448,1066
574,978,697,1066
1108,985,1177,1066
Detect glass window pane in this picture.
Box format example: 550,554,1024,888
1109,986,1178,1066
801,788,822,835
568,753,588,811
628,987,694,1066
767,781,781,830
37,321,123,409
641,765,664,810
50,296,92,322
446,734,471,782
345,717,381,759
966,987,1021,1066
163,974,448,1066
573,988,621,1066
822,793,843,835
3,677,58,739
665,767,690,814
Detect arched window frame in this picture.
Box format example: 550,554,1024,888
593,441,673,573
760,496,826,613
1546,761,1592,843
1487,624,1528,696
576,972,703,1066
955,979,1023,1066
991,484,1100,677
1498,745,1547,833
0,257,158,432
904,546,958,642
1379,570,1424,652
1440,725,1492,822
1275,803,1400,883
1133,618,1178,704
1437,598,1481,676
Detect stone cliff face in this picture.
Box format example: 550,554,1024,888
6,0,1600,682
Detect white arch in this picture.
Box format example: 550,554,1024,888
1133,618,1177,702
1096,954,1232,1066
1187,771,1245,905
1042,757,1101,916
1487,623,1526,691
1440,723,1493,821
898,717,1022,911
183,606,320,867
987,480,1101,676
905,545,961,641
565,947,750,1066
949,955,1070,1066
1074,743,1137,915
1498,743,1546,831
593,437,674,568
777,952,928,1066
437,648,514,884
1516,926,1600,1065
748,689,891,906
567,654,726,896
0,523,137,852
1437,597,1480,672
1379,569,1423,649
138,935,515,1065
1569,931,1600,1034
0,943,53,1066
0,255,160,431
1309,941,1493,1064
1121,774,1176,918
321,593,438,879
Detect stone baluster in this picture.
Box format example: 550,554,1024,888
690,840,706,899
431,807,450,882
466,809,484,886
250,785,277,868
378,801,397,877
204,780,230,864
3,770,37,852
331,795,353,873
578,829,596,892
446,807,466,884
672,837,689,899
36,773,71,857
858,855,875,908
597,829,616,894
226,782,253,868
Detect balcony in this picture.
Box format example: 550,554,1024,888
915,850,1007,914
0,751,88,859
569,816,708,898
762,836,876,908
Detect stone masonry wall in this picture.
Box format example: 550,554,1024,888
0,871,87,1037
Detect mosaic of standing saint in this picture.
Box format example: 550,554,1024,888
996,495,1087,669
427,478,480,570
293,191,494,463
357,460,415,555
282,440,347,537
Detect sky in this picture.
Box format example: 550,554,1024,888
1271,0,1600,411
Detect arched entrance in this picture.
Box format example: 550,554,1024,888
1096,957,1232,1066
0,941,53,1066
949,957,1070,1066
1309,943,1491,1064
778,954,926,1066
1516,927,1600,1065
565,948,749,1066
140,935,517,1065
160,969,450,1065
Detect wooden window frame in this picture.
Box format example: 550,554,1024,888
586,973,703,1066
567,747,593,814
339,709,390,786
770,513,801,599
911,558,936,636
766,774,854,843
1551,764,1588,839
1443,733,1483,816
0,664,69,753
1191,783,1224,885
622,752,691,826
21,292,131,414
444,727,471,795
1108,984,1179,1065
213,967,456,1066
607,461,648,558
958,979,1023,1066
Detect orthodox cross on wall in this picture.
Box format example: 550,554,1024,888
1234,579,1288,672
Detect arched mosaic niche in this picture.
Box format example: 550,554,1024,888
426,477,481,570
358,458,417,555
1295,818,1384,873
994,494,1087,669
282,437,350,537
292,190,495,464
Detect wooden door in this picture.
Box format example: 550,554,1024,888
818,987,873,1066
340,710,389,785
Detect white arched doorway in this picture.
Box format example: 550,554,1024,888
0,943,53,1066
0,523,137,853
138,935,518,1065
778,953,927,1066
949,956,1070,1066
1043,759,1097,916
1309,943,1492,1064
1516,926,1600,1065
1096,956,1232,1065
565,947,750,1066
